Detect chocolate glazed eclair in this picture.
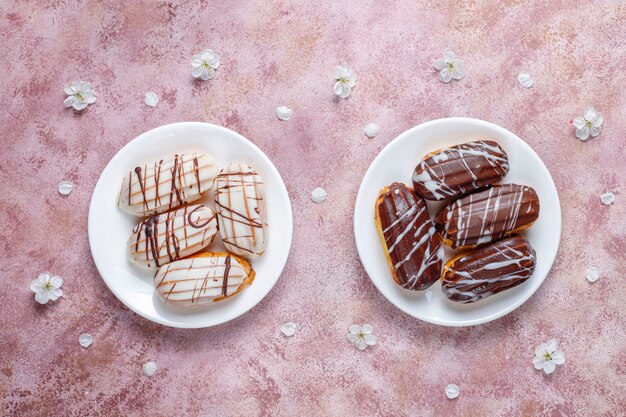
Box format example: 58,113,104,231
441,234,537,303
375,182,443,291
435,183,540,249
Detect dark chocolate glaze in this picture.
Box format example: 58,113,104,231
376,182,443,291
412,140,510,201
441,234,536,303
435,183,540,248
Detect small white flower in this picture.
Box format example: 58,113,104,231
30,272,63,304
79,333,93,348
63,81,96,111
600,192,615,205
533,339,565,374
311,187,327,203
276,106,293,121
191,49,221,81
445,384,460,399
571,107,603,141
585,266,600,283
517,73,534,88
144,91,158,108
433,52,464,83
364,123,380,138
143,361,157,377
346,324,377,351
333,65,357,98
58,180,74,196
280,322,297,337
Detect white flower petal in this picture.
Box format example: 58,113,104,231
355,338,367,350
73,100,88,111
64,85,77,95
143,361,157,377
346,333,359,343
50,275,63,288
551,350,565,365
444,51,457,62
364,334,377,346
35,291,50,304
349,324,362,334
38,272,52,282
334,82,352,98
571,116,586,129
545,339,559,353
585,266,600,283
144,91,158,108
48,288,62,300
583,107,597,121
63,96,75,108
600,192,615,205
276,106,293,121
439,68,452,83
535,343,547,357
79,333,93,348
30,279,43,292
592,112,603,126
364,123,379,138
311,187,327,203
543,360,556,374
83,92,97,104
191,66,204,77
517,73,534,88
575,127,591,141
361,324,373,335
590,125,602,137
280,322,296,337
58,180,74,196
333,65,351,80
445,384,460,399
451,61,464,80
533,355,545,370
433,59,446,70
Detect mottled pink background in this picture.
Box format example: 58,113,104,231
1,1,625,416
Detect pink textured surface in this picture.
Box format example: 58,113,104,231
1,1,625,416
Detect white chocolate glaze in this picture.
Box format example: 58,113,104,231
214,162,268,258
118,153,218,217
154,253,254,306
127,204,218,269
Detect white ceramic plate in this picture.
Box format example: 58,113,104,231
89,122,293,328
354,118,561,326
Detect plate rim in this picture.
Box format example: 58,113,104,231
353,117,562,327
88,121,293,328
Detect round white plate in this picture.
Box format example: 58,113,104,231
89,122,293,328
354,118,561,326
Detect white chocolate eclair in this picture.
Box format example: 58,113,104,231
154,253,255,306
127,204,218,269
214,162,268,258
118,153,218,217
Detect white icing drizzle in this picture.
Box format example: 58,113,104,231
379,184,442,290
443,237,536,302
215,163,268,258
443,184,536,248
154,254,253,306
118,153,218,217
412,141,509,201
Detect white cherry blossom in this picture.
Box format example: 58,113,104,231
434,52,464,83
63,81,96,111
191,49,221,81
533,339,565,374
346,324,377,350
571,107,603,141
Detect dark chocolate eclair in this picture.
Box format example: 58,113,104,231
434,183,540,249
412,140,510,201
441,235,536,303
375,182,443,291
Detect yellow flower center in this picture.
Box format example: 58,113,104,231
543,352,552,361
